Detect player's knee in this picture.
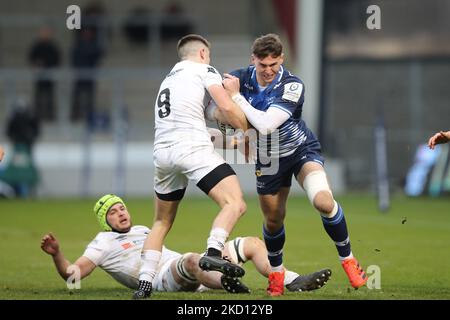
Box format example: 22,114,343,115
313,191,335,215
246,236,264,251
226,197,246,217
303,170,334,213
183,253,201,274
238,199,247,217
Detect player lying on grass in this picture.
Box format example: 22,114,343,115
41,194,331,294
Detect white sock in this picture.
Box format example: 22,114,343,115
284,270,299,285
339,251,354,261
271,264,284,273
139,250,161,282
206,227,228,252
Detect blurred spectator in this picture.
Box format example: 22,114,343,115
70,28,104,122
160,2,194,41
81,1,110,45
123,7,152,45
6,98,40,150
0,98,40,198
0,145,4,162
28,26,61,122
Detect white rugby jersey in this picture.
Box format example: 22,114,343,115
154,60,223,151
82,225,180,289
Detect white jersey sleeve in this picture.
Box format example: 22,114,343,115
82,235,110,266
202,66,223,88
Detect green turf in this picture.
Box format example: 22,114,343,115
1,194,449,300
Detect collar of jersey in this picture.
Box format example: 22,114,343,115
250,65,284,93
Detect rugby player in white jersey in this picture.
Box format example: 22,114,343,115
135,34,251,299
41,195,331,294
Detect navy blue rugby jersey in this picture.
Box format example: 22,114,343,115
231,65,317,158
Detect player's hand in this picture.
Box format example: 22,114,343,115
222,74,240,97
0,145,4,162
41,233,60,256
428,131,450,149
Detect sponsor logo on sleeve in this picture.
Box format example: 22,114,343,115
207,67,217,74
282,82,303,103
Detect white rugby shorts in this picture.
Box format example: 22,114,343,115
154,143,226,195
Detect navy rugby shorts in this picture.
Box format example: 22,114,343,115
255,140,324,195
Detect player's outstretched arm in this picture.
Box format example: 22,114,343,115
41,233,96,281
428,130,450,149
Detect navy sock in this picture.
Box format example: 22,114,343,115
263,225,285,268
321,204,352,258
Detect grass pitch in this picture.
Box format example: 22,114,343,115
1,194,449,300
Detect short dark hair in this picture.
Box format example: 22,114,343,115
177,34,210,56
252,33,283,59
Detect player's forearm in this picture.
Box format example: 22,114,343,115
231,94,288,135
208,84,249,131
51,251,72,280
218,103,249,132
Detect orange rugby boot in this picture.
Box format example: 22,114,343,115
342,257,367,289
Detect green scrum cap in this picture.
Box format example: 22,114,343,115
93,194,126,231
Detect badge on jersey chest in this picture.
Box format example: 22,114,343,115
282,82,303,103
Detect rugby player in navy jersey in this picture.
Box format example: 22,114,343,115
214,34,367,296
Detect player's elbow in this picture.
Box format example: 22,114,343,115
229,198,247,218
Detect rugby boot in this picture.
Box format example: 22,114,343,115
286,269,332,292
221,275,251,293
342,257,367,289
199,255,245,277
267,271,284,296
